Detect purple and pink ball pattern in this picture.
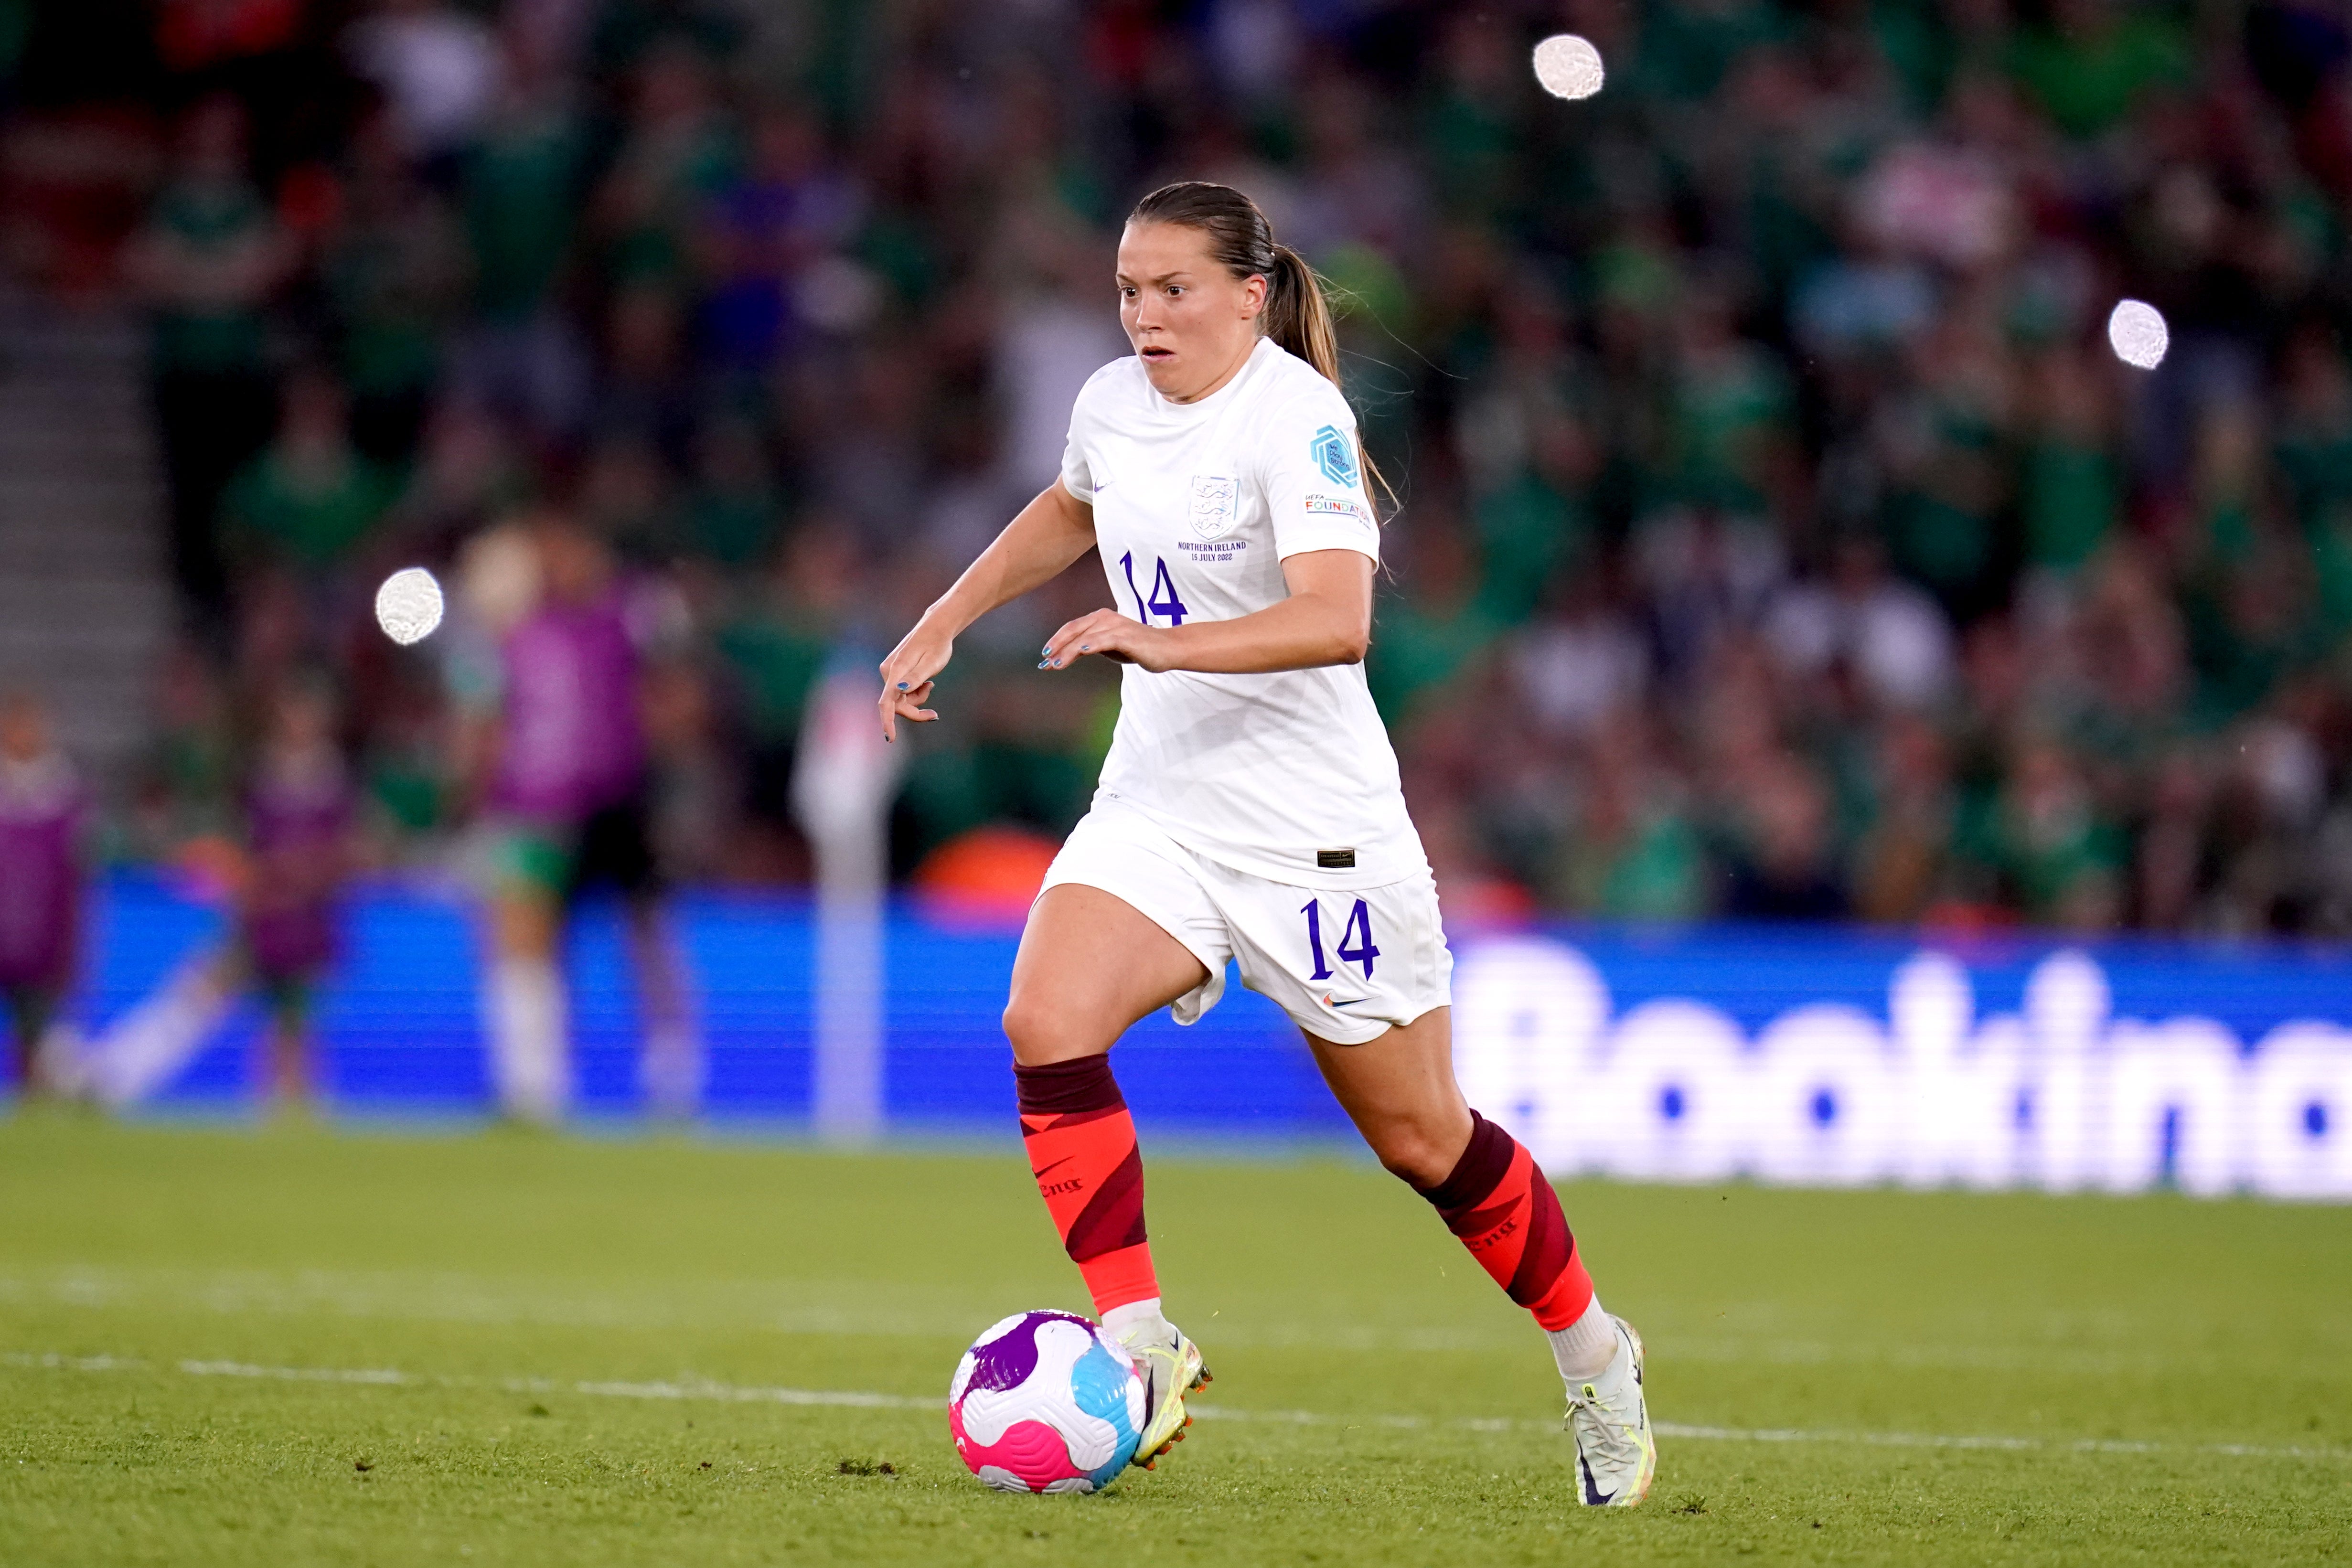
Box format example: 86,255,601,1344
948,1310,1147,1493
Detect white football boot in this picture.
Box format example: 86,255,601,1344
1566,1315,1656,1506
1113,1319,1210,1471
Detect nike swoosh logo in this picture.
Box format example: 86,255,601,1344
1029,1156,1077,1180
1330,999,1374,1010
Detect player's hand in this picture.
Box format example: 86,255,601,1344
878,623,951,742
1039,609,1171,673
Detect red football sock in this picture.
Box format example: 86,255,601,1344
1415,1109,1594,1330
1014,1056,1159,1315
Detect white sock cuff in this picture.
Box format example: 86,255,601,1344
1100,1298,1168,1341
1545,1292,1616,1383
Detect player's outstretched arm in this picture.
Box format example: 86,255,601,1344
878,481,1096,740
1039,548,1371,677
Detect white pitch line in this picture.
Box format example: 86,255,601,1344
2,1351,145,1374
569,1378,931,1411
6,1350,2348,1465
0,1270,2206,1375
180,1359,410,1385
1648,1421,2170,1455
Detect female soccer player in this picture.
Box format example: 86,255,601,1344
878,182,1656,1505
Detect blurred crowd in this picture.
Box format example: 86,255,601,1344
13,0,2352,938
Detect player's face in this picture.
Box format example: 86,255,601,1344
1116,222,1267,403
537,523,611,604
272,691,333,754
0,699,43,762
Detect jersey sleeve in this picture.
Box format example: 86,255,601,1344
1059,361,1118,503
1059,417,1093,503
1257,380,1380,564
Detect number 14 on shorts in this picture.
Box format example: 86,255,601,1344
1301,898,1379,980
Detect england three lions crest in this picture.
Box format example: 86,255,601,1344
1188,473,1240,539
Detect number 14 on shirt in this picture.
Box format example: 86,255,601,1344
1120,552,1189,626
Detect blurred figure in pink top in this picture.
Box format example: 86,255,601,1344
453,509,698,1123
86,679,359,1112
237,679,357,1106
0,692,86,1099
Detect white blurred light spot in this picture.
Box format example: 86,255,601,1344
798,255,883,334
1533,34,1606,100
375,566,445,646
2106,299,2169,370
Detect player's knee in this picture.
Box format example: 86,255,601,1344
1000,995,1038,1053
1368,1120,1458,1189
1001,992,1086,1065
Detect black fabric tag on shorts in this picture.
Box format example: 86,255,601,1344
1317,848,1357,869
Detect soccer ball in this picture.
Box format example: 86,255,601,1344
948,1310,1146,1493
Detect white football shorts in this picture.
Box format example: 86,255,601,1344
1037,800,1453,1046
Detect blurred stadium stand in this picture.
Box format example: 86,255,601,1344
0,281,168,781
6,0,2352,936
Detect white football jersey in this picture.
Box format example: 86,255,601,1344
1058,336,1425,888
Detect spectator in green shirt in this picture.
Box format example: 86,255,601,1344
455,36,594,439
1551,711,1712,921
2271,327,2352,648
1366,519,1502,726
219,369,402,577
716,524,855,875
2019,345,2119,576
682,416,784,567
1998,733,2127,928
126,97,296,626
321,115,471,464
2006,0,2187,140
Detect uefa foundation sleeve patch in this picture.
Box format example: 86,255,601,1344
1304,495,1370,523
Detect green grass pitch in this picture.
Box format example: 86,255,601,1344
1,1116,2347,1566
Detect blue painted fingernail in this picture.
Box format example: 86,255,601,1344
896,682,909,690
1037,659,1051,669
1041,643,1053,656
1079,644,1090,652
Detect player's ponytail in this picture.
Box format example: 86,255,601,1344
1127,181,1390,513
1263,242,1341,387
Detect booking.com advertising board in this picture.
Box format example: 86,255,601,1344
77,874,2352,1203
